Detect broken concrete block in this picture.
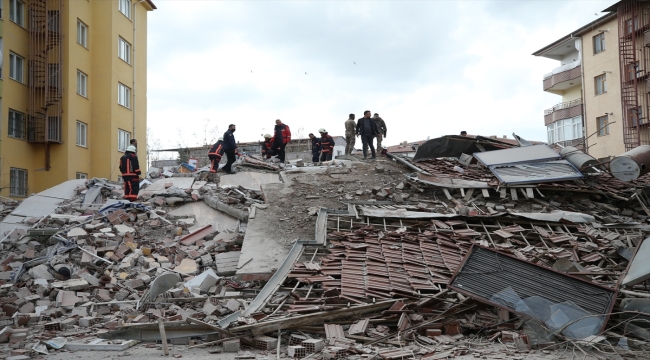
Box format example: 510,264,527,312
223,339,240,352
166,197,185,206
175,259,198,275
114,224,135,236
67,228,87,237
375,166,385,173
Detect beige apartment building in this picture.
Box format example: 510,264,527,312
534,0,650,161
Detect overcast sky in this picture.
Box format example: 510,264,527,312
146,0,617,149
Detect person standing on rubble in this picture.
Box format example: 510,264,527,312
273,119,291,163
319,128,334,162
344,114,356,156
309,133,321,164
223,124,238,174
261,134,278,159
372,113,387,152
356,110,379,159
208,136,225,173
119,145,142,201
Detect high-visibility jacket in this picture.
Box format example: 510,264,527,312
119,152,141,177
208,140,225,156
274,124,291,145
320,134,334,154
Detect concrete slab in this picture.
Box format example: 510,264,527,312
236,183,297,281
143,178,195,194
168,202,238,232
215,251,241,276
219,172,280,190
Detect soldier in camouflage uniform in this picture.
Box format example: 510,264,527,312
344,114,356,155
373,113,387,152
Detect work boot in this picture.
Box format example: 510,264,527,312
370,156,376,160
225,170,237,175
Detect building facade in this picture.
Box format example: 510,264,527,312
0,0,155,198
534,1,650,161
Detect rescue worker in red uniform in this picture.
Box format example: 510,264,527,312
208,136,225,173
261,134,278,159
318,128,334,162
119,145,142,201
273,119,291,163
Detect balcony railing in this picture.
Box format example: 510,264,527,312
543,62,581,91
544,98,583,125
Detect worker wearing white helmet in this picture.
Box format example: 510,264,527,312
319,128,334,162
119,145,142,201
261,134,278,159
208,136,226,173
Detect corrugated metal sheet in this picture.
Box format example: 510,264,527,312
449,246,616,333
489,160,583,185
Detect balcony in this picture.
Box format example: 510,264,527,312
544,98,583,126
543,60,582,92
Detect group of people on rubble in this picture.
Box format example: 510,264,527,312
118,111,388,201
206,110,388,174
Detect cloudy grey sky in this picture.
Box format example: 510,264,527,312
147,0,616,149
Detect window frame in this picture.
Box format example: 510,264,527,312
76,121,88,148
10,168,28,197
8,109,26,140
118,129,131,152
9,52,25,83
118,83,131,109
597,115,610,136
118,0,132,19
118,37,132,64
9,0,25,27
77,20,88,48
77,70,88,98
593,33,605,54
76,172,88,180
595,74,607,95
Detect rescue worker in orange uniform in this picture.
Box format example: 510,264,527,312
319,128,334,162
208,137,225,173
119,145,142,201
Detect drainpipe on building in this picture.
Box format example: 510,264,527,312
133,0,146,141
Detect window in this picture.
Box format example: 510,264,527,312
77,121,88,147
9,52,24,83
119,0,131,19
118,129,131,152
118,83,131,108
593,33,605,54
118,37,131,64
49,64,60,88
629,107,644,126
595,74,607,95
48,117,62,143
626,16,640,35
48,10,60,33
9,0,25,27
77,20,88,47
77,70,88,97
10,168,27,197
76,173,88,179
546,116,583,144
597,115,610,136
8,110,25,139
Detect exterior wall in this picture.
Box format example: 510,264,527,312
562,85,582,102
0,0,152,198
581,18,626,159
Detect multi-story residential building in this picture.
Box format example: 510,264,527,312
0,0,155,198
534,0,650,161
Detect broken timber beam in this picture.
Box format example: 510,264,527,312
230,299,396,336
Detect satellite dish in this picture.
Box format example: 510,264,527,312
148,272,180,301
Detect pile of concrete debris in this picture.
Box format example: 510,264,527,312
2,141,650,359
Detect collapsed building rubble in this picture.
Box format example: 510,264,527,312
3,139,650,359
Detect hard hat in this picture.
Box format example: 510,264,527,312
318,128,327,133
126,145,136,153
218,136,224,141
264,134,272,139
